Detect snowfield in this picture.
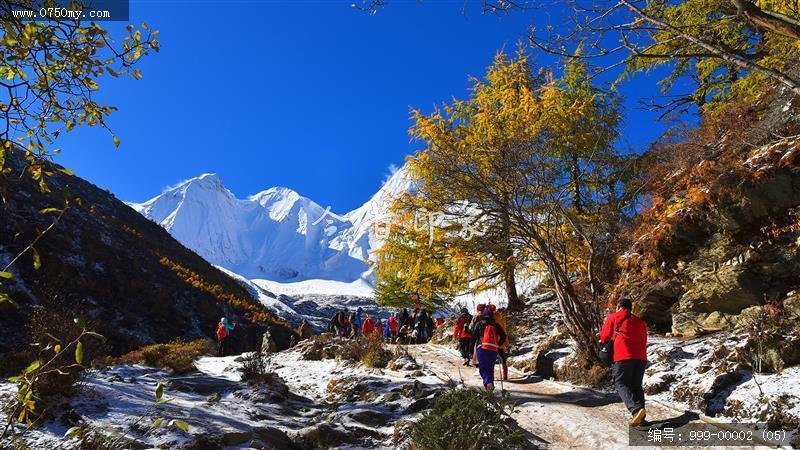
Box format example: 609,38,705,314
128,167,413,286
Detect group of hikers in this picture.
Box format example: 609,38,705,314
452,303,509,391
454,297,649,427
216,295,649,427
328,306,445,344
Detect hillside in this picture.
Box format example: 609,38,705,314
617,88,800,338
0,150,294,367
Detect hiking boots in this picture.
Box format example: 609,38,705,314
630,408,647,426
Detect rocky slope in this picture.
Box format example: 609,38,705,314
0,151,294,366
619,89,800,336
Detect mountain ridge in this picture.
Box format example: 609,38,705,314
128,166,414,286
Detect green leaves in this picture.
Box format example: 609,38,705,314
84,331,106,342
75,341,84,365
23,359,41,375
0,271,13,279
169,419,189,432
155,382,164,401
0,293,15,306
39,207,61,215
65,426,82,438
31,247,41,270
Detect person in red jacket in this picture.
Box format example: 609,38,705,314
453,308,473,366
361,315,375,335
599,297,648,426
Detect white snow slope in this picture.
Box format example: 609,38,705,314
129,167,413,286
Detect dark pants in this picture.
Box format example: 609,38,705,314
613,359,647,414
458,338,471,360
217,337,228,357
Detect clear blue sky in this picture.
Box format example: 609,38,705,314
54,0,674,213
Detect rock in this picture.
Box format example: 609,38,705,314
253,426,293,450
672,265,763,335
635,280,684,332
166,375,237,395
346,409,391,427
262,331,277,354
644,373,676,395
292,424,351,448
222,430,253,446
206,392,221,403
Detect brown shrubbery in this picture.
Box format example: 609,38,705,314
111,339,215,374
341,332,391,368
555,350,611,389
296,333,391,368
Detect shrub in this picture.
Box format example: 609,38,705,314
555,350,611,389
341,332,391,368
411,388,526,450
239,348,275,384
113,339,214,374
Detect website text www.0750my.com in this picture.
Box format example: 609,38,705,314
12,7,112,20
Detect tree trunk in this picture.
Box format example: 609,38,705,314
503,263,522,310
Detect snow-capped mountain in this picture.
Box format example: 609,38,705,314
129,167,413,285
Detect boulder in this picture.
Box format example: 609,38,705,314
253,426,293,450
672,265,763,335
222,430,253,446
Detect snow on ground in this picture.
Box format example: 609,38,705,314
0,342,449,449
501,293,800,440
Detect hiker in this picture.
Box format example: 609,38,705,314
375,318,384,336
388,314,399,342
396,324,410,344
415,310,429,344
599,297,649,426
424,310,435,342
362,314,375,335
298,319,313,341
216,316,235,357
471,308,505,390
435,315,444,328
467,304,486,360
490,304,510,381
383,318,393,340
399,308,410,329
355,307,364,337
336,310,349,337
348,312,358,338
453,307,473,366
328,312,338,334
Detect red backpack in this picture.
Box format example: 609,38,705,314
216,322,228,340
481,324,500,350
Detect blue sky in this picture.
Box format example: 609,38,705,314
54,0,674,212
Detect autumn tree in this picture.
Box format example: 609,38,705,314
374,205,470,311
529,0,800,114
388,48,548,311
377,48,628,357
0,1,159,190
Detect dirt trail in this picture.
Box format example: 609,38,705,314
409,344,717,450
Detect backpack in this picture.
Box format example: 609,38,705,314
216,322,228,340
481,324,500,350
599,314,629,366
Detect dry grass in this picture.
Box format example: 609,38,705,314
111,339,215,374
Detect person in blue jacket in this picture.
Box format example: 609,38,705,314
355,307,364,337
